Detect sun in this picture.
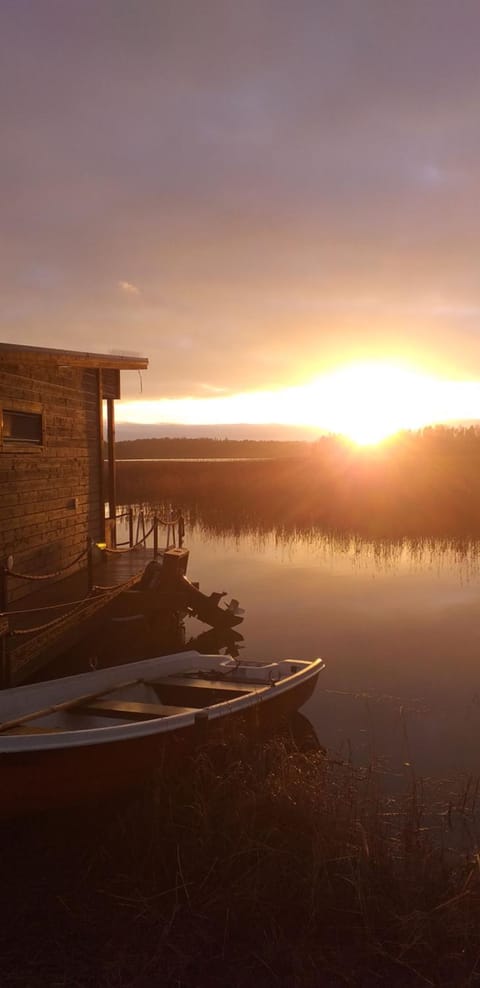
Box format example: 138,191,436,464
117,359,463,443
303,362,440,445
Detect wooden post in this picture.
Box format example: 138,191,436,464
106,397,117,547
135,511,145,545
87,538,94,591
128,507,134,548
97,369,106,544
178,516,185,549
153,515,158,558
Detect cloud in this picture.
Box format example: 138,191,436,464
118,280,140,296
3,1,480,397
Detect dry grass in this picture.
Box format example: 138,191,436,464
1,728,480,987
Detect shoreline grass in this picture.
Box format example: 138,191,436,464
2,727,480,986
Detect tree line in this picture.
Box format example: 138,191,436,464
115,436,307,458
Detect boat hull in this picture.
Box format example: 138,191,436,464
0,669,320,817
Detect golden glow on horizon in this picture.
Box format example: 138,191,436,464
304,363,440,445
117,362,480,443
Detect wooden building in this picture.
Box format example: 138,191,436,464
0,343,148,603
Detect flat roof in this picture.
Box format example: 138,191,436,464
0,342,148,371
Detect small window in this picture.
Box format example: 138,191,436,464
3,410,43,445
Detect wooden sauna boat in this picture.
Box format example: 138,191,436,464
0,651,324,816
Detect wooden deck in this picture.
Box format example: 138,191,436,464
1,543,166,686
6,545,155,619
92,544,156,590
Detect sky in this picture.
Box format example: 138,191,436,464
3,1,480,440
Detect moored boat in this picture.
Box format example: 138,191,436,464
0,651,324,816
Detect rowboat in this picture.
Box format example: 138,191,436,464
0,651,324,816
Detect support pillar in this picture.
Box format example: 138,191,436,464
106,397,117,545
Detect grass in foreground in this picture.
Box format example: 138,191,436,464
1,728,480,987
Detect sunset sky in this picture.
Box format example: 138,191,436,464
3,2,480,440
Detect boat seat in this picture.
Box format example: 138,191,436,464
70,699,197,720
150,676,259,695
148,676,266,708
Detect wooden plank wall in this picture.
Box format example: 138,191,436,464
0,359,103,603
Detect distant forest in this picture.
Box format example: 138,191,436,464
115,426,480,461
115,437,307,458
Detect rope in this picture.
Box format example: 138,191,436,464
9,572,141,667
6,545,89,581
92,569,144,592
0,596,100,617
8,571,142,637
105,511,184,554
103,523,155,553
9,598,92,636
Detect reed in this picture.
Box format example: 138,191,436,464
116,429,480,539
2,729,480,986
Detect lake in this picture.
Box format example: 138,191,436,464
118,507,480,782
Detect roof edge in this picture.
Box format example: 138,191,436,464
0,342,148,371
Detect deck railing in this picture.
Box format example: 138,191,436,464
105,507,184,554
0,508,185,613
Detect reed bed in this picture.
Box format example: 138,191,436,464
116,431,480,539
1,728,480,986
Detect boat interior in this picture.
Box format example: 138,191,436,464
0,658,316,736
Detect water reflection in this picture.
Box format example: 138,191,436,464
44,611,244,680
118,500,480,581
183,624,244,658
279,710,324,754
114,504,480,780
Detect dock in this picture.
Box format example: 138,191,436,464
1,515,185,686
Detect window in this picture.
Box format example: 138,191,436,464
3,409,43,445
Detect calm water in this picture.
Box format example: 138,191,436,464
120,513,480,779
117,456,275,463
